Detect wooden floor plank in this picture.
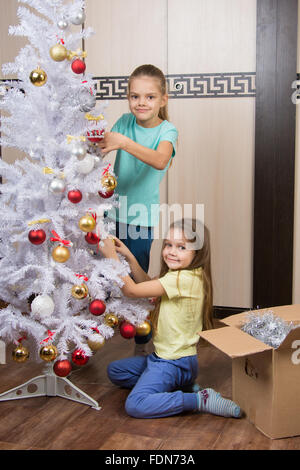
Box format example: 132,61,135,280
99,431,163,450
0,326,299,450
0,440,42,450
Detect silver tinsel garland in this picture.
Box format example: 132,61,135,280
241,310,294,349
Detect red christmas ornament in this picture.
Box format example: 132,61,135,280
71,58,86,74
120,321,136,339
86,129,104,143
53,359,72,377
98,190,114,199
85,232,100,245
68,189,82,203
89,299,106,316
28,229,46,245
72,348,89,366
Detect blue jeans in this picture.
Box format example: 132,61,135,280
116,222,154,345
116,222,154,273
107,353,198,418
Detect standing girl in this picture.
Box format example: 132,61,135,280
99,64,178,274
99,218,242,419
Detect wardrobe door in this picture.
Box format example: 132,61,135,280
167,0,256,308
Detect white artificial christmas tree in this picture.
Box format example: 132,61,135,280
0,0,150,409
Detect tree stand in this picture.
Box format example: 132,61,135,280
0,364,101,410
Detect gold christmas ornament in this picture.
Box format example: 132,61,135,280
135,320,151,336
71,283,89,299
87,334,105,351
39,344,58,362
29,67,47,86
52,245,70,263
104,313,119,328
12,344,30,363
50,44,68,62
101,174,117,191
78,214,96,233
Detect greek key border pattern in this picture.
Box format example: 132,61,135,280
93,72,256,100
1,72,256,100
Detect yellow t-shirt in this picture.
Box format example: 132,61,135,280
153,267,204,360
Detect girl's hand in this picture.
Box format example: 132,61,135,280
99,237,118,259
113,237,133,260
98,132,127,154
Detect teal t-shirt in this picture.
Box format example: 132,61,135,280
108,113,178,227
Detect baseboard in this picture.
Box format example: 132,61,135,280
213,306,250,319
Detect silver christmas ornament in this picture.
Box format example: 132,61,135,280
70,10,86,25
78,88,97,112
71,142,87,160
49,178,66,194
57,19,69,30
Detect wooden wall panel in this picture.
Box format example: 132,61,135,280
167,98,255,307
167,0,257,74
254,0,297,308
0,0,27,165
167,0,256,307
294,103,300,303
85,0,168,76
0,0,26,80
293,0,300,304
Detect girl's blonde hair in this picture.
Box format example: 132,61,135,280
150,218,214,335
127,64,169,121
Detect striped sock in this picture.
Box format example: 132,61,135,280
197,388,241,418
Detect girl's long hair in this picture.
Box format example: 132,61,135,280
150,218,214,335
127,64,169,121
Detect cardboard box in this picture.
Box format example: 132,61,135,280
199,304,300,439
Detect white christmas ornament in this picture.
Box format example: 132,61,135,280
57,19,68,30
31,295,55,317
76,154,94,174
49,178,66,194
70,10,86,25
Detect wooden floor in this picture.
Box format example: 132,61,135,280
0,321,300,451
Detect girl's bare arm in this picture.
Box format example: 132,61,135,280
100,238,165,298
98,132,173,170
113,237,151,283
